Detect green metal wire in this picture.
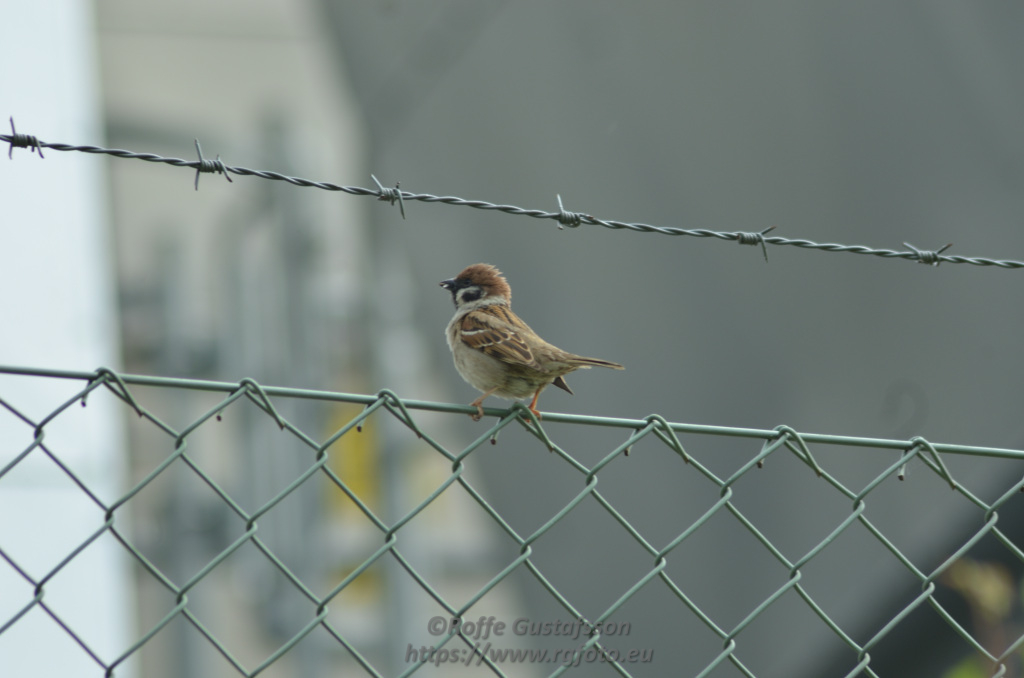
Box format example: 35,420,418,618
2,363,1024,678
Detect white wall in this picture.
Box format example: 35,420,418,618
0,1,132,675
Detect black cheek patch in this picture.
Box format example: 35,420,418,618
459,288,483,304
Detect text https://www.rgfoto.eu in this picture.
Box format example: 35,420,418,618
408,616,653,668
406,643,654,668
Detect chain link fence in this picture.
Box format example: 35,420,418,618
2,364,1023,677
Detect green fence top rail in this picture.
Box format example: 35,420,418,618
1,364,1021,460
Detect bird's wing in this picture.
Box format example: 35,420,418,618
459,306,543,370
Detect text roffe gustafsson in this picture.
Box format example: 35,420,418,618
428,615,631,641
407,616,652,668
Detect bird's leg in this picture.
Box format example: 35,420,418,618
469,388,499,421
527,388,543,420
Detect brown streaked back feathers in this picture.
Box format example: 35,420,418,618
458,308,540,369
458,305,624,372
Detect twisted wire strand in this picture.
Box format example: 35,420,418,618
5,121,1022,270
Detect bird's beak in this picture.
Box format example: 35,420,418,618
439,279,455,290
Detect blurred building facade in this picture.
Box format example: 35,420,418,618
95,1,517,676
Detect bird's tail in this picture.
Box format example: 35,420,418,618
568,356,625,370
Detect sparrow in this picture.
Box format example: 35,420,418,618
440,263,624,421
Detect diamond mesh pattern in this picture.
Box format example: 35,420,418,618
1,366,1023,677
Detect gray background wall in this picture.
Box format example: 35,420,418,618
324,3,1024,676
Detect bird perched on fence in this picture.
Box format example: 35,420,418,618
440,263,624,420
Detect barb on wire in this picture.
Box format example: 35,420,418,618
903,242,953,266
371,174,405,219
6,117,43,159
736,225,776,262
193,139,232,190
3,118,1022,270
555,194,585,229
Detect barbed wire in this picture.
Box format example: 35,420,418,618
5,116,1023,270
